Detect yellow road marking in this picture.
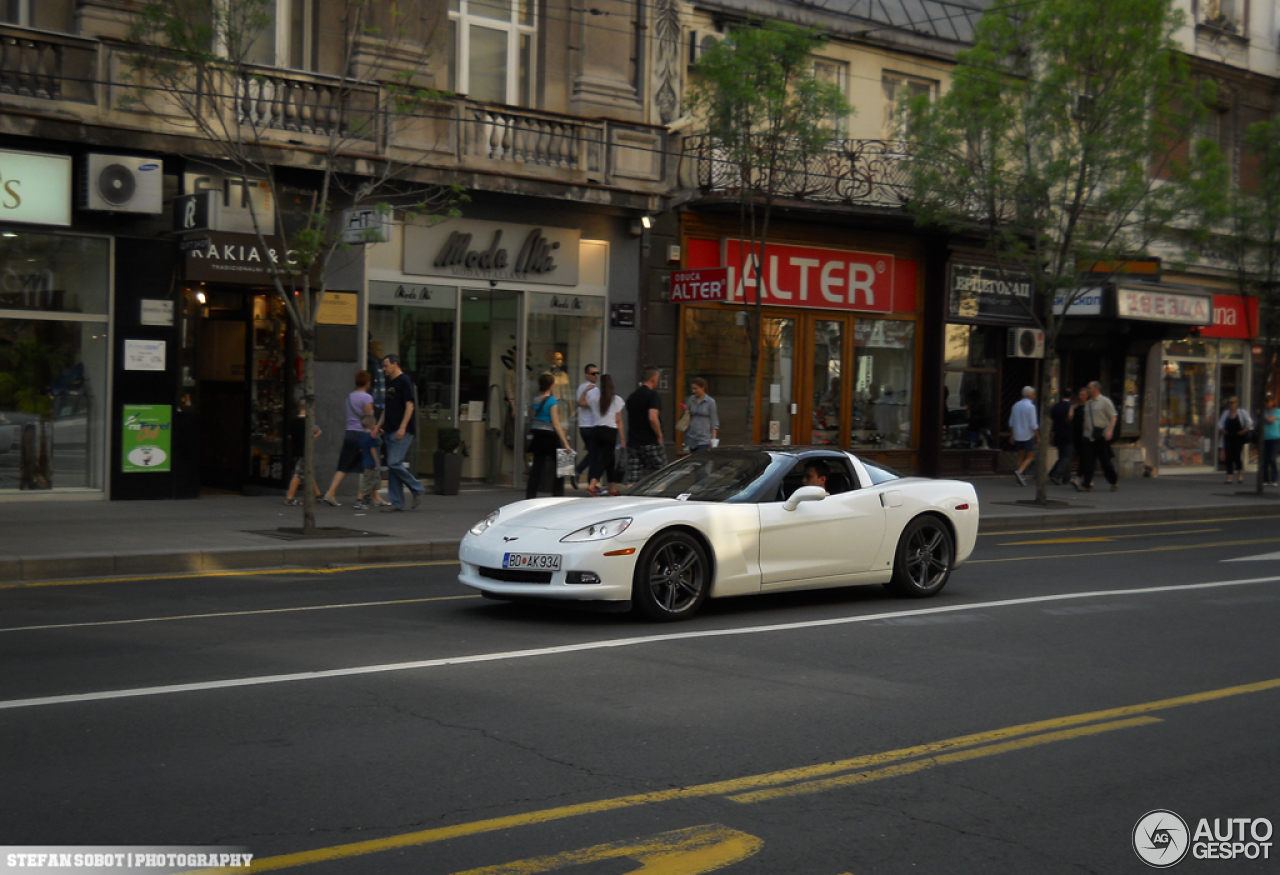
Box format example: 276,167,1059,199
448,824,762,875
202,677,1280,873
980,514,1280,537
727,717,1161,803
0,560,461,591
1002,537,1115,545
998,528,1220,546
0,594,480,634
968,537,1280,564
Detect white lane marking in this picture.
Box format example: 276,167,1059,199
4,575,1280,712
0,595,479,634
1223,551,1280,562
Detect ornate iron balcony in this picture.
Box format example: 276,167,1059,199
679,135,914,209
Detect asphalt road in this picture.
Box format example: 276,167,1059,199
2,513,1279,874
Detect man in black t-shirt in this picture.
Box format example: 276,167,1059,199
377,354,425,511
624,366,666,484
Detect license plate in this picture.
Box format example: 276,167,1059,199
503,552,562,571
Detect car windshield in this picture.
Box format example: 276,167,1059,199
627,451,773,502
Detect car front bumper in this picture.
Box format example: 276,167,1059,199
458,526,642,603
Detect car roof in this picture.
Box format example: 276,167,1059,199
712,446,853,459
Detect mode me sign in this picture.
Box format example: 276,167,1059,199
670,268,727,303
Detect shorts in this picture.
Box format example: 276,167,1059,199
336,431,365,473
358,467,382,495
292,457,305,478
625,443,667,483
1013,438,1036,452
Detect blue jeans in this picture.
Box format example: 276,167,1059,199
384,432,424,508
1049,440,1074,481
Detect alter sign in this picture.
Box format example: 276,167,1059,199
670,268,727,303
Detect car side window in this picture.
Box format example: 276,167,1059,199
773,457,859,500
774,460,807,502
861,459,902,485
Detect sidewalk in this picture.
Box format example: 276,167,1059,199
1,472,1278,583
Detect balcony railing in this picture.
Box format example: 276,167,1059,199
0,26,97,103
461,101,605,176
680,136,914,209
234,68,380,140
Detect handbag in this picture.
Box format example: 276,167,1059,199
675,407,691,433
612,446,628,484
555,448,576,478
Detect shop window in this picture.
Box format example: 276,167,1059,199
853,320,915,448
526,292,604,423
1161,358,1211,466
0,318,107,492
448,0,537,106
943,323,999,449
683,307,751,445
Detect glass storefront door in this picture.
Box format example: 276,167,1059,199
460,288,519,483
759,316,795,444
810,319,845,447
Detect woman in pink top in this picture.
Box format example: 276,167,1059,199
323,370,377,506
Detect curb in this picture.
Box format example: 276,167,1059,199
7,503,1280,584
978,502,1280,533
4,540,462,584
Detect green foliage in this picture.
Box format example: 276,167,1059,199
436,427,462,454
905,0,1217,314
686,21,849,197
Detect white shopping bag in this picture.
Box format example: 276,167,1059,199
556,448,576,478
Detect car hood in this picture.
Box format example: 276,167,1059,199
494,496,686,530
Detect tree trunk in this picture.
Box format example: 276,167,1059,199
1033,347,1055,505
301,344,316,535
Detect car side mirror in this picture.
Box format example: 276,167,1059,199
784,485,828,511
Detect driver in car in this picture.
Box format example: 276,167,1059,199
802,459,829,490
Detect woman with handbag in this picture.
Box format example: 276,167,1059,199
683,377,719,454
526,373,572,499
1218,396,1253,485
586,373,625,497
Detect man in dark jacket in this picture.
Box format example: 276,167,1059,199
1048,388,1075,485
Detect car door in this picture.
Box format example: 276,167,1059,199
757,457,888,585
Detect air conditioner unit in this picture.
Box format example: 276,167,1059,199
80,154,163,214
1007,327,1045,359
689,28,725,65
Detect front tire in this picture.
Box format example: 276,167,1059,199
633,530,710,621
887,515,954,598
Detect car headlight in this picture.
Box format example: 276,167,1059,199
561,517,632,543
469,511,500,536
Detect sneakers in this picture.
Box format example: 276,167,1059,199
284,497,301,506
321,494,341,507
381,505,405,513
352,499,368,510
411,489,423,510
374,497,392,507
1014,470,1026,486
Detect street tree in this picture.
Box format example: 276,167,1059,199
905,0,1216,502
1198,118,1280,492
685,21,847,444
126,0,464,531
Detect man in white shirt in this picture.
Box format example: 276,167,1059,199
1009,386,1039,486
1075,380,1119,492
573,364,600,488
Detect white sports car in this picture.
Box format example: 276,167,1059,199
459,447,979,621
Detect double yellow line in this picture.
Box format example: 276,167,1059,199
218,676,1280,872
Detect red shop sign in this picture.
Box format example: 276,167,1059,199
1200,294,1259,340
685,238,916,314
670,268,728,303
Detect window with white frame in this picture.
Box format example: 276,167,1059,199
1201,0,1245,33
812,58,849,138
448,0,536,106
882,72,937,140
1,0,28,26
240,0,320,71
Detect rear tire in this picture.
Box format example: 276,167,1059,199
633,530,710,621
887,515,953,598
